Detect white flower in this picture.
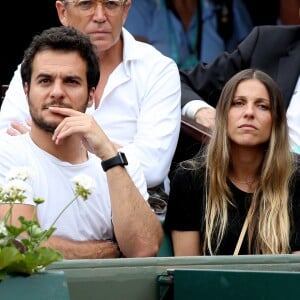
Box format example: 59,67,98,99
71,174,96,194
3,179,31,195
71,174,96,201
1,179,32,204
6,167,33,182
0,220,8,236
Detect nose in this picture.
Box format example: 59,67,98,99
49,81,65,100
243,103,255,118
92,2,107,21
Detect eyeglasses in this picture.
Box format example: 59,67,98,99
64,0,126,17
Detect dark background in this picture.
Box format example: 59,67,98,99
243,0,279,27
0,0,281,86
0,0,60,85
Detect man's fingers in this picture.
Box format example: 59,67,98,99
26,119,33,127
53,117,93,143
9,121,30,134
6,127,20,136
48,106,82,117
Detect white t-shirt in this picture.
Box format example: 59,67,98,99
0,133,148,241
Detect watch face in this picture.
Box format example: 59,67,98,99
119,152,128,165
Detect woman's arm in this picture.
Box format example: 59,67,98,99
171,230,201,256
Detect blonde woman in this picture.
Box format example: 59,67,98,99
165,69,300,255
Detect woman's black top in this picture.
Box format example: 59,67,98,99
164,165,300,254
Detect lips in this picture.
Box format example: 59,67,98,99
238,124,257,130
89,31,109,36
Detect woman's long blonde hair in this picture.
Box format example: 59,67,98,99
197,69,295,254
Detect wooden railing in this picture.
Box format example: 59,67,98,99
181,115,212,143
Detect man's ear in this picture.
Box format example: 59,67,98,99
87,88,95,107
24,83,29,101
56,1,69,26
122,0,131,25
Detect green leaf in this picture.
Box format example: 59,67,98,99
0,247,24,270
0,247,62,277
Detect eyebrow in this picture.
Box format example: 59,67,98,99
34,73,84,82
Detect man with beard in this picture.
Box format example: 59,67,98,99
0,26,163,259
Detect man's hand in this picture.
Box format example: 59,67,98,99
6,120,32,136
49,106,116,160
194,107,216,130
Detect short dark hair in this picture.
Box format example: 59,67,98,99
21,26,100,90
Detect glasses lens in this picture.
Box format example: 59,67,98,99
74,0,123,16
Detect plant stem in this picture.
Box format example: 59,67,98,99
49,196,79,229
37,196,79,243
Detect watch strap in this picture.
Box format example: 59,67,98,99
101,152,128,172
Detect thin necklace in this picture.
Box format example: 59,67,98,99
231,176,258,186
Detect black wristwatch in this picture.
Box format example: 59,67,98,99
101,152,128,172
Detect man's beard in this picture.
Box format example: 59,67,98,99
31,115,58,133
